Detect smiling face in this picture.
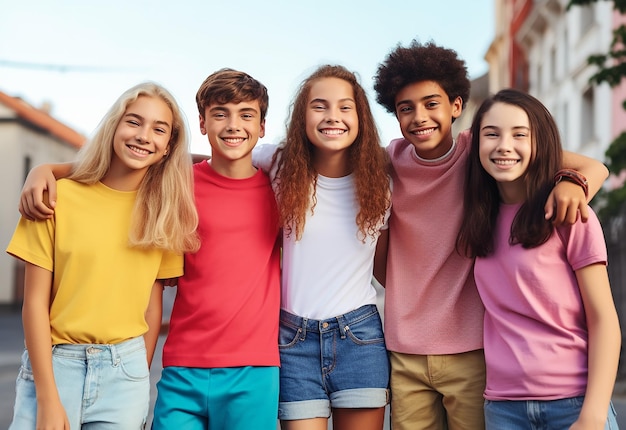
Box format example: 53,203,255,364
199,100,265,178
107,95,172,187
479,101,533,204
305,77,358,176
394,80,462,160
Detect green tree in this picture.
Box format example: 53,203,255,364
568,0,626,218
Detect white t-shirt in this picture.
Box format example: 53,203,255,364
254,144,390,319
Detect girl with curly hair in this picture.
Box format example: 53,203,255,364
254,64,391,430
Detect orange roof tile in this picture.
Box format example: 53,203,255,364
0,90,86,149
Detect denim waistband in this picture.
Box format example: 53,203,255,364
50,336,145,363
280,304,380,337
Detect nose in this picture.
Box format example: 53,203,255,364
135,127,151,143
325,106,341,123
495,135,513,152
412,106,427,125
226,117,241,132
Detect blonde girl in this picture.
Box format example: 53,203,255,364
6,82,199,430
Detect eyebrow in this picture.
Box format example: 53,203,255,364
209,106,259,114
124,112,171,129
309,97,355,104
481,125,530,131
395,93,441,107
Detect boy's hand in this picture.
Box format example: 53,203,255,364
19,165,57,221
544,180,589,225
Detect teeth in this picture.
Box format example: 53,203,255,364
129,145,150,155
414,128,434,135
223,138,244,144
494,159,518,165
321,129,346,135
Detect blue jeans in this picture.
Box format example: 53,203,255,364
278,304,390,420
484,397,619,429
10,336,150,429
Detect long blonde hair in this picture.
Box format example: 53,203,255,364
69,82,200,253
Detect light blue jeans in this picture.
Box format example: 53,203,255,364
9,336,150,429
484,397,619,429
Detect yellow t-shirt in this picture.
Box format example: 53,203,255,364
6,179,183,345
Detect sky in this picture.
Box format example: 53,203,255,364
0,0,495,155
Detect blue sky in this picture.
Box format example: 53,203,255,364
0,0,494,155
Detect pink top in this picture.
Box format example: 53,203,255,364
475,203,607,400
162,161,281,368
384,131,484,354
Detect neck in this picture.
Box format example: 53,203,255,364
210,156,257,179
101,167,146,191
313,150,350,178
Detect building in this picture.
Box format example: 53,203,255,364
0,90,85,305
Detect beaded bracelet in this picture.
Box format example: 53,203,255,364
554,169,589,198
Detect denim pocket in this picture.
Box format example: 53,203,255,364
17,350,34,381
344,315,385,345
118,348,150,381
278,322,302,348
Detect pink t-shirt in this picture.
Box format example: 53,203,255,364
475,203,607,400
384,131,484,354
162,161,281,368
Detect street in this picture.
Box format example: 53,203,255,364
1,299,625,428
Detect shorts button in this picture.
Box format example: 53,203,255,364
322,322,329,329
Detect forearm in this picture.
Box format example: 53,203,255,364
47,162,74,180
562,151,608,201
578,316,621,423
22,265,58,403
143,282,164,368
373,229,389,287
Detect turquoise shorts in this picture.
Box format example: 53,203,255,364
152,366,279,430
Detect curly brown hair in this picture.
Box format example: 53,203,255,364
374,40,470,115
273,65,391,241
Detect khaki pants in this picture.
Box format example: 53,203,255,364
389,349,486,430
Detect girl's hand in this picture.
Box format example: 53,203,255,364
19,164,58,221
569,414,607,430
36,398,70,430
544,180,589,225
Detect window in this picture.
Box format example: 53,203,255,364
581,88,595,147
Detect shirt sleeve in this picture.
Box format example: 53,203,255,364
6,217,55,272
156,250,184,279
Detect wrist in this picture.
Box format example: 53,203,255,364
554,169,588,198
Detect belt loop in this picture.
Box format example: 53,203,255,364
300,317,308,341
110,344,121,367
337,315,348,339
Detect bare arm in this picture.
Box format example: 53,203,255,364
143,281,164,368
22,263,70,429
544,151,608,225
373,228,389,287
569,263,620,429
19,162,74,221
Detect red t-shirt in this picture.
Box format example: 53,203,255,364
162,161,281,368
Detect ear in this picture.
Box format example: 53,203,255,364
199,115,206,135
259,119,266,138
451,96,463,119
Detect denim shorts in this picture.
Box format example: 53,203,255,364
9,336,150,430
278,304,390,420
484,397,619,429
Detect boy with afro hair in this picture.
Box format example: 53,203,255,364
372,40,609,429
